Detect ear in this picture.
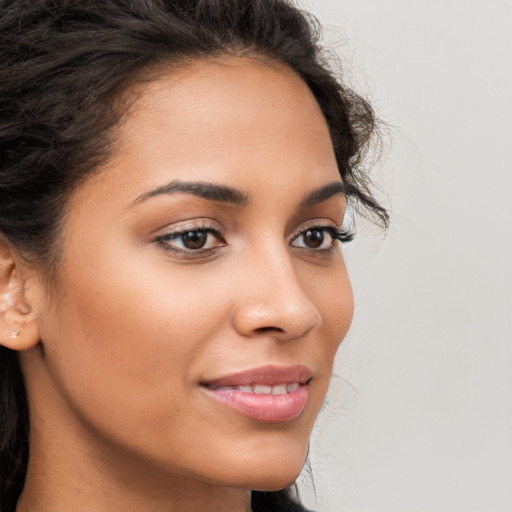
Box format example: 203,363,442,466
0,237,40,351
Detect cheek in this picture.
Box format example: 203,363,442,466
293,258,354,417
308,258,354,355
39,248,230,444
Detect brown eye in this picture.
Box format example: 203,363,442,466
156,227,225,253
291,226,337,251
303,229,324,248
181,230,207,249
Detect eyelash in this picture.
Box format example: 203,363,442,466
318,226,354,244
154,221,224,255
154,223,354,256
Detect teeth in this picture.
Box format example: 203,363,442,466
254,384,272,394
212,383,302,394
287,383,300,392
272,384,288,395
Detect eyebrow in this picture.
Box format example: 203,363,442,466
130,180,249,207
130,179,346,208
299,181,347,207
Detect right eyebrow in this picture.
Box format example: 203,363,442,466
129,180,249,208
299,181,347,208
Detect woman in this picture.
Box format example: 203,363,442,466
0,1,388,511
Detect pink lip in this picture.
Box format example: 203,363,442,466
202,365,312,387
201,365,312,423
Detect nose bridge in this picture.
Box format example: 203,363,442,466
232,237,321,339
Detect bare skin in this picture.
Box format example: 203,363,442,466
0,56,354,512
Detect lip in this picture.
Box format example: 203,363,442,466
202,364,313,387
201,365,312,423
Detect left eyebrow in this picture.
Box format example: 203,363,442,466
299,181,347,207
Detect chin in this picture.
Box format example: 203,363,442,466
210,420,314,490
248,470,302,492
215,446,308,491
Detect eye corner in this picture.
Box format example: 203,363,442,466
333,229,355,244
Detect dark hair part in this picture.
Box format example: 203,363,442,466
0,0,388,509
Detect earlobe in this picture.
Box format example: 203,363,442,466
0,238,40,351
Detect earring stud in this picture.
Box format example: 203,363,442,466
10,331,20,339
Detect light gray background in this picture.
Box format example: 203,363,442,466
298,1,512,511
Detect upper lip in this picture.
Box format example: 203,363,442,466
201,365,313,387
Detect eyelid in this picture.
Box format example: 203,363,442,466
151,217,223,236
289,219,340,241
152,219,226,254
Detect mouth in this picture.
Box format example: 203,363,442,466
207,382,303,394
200,365,312,423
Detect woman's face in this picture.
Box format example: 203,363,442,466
26,57,354,490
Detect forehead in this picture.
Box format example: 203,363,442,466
76,56,340,212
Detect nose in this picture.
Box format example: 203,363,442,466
231,247,321,341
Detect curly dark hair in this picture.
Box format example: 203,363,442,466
0,0,388,510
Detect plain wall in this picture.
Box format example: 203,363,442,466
298,1,512,511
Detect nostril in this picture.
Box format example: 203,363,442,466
253,326,285,334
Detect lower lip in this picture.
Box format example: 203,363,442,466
203,385,309,423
